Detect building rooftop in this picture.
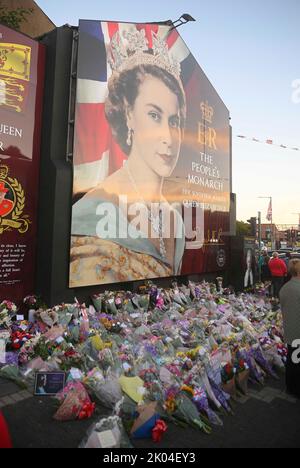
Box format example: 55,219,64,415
1,0,55,38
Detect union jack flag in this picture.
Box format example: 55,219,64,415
266,199,272,222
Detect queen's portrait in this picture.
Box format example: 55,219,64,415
70,28,187,287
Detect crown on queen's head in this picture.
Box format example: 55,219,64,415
108,28,182,82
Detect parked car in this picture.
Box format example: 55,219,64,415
291,253,300,259
268,251,287,259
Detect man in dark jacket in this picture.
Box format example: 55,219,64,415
259,250,271,282
284,252,292,283
280,259,300,397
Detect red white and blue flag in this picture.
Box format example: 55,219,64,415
266,199,272,222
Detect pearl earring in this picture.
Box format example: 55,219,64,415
127,128,132,147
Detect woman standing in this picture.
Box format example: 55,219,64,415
269,252,287,298
0,412,12,448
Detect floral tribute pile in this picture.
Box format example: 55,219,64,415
0,281,286,448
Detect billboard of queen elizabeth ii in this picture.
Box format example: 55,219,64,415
70,20,231,287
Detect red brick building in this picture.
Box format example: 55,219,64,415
261,224,300,248
1,0,55,38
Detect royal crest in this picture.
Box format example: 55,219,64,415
0,43,31,113
0,165,30,234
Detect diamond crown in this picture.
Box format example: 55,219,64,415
108,29,181,81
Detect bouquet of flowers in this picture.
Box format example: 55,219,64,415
139,367,164,402
250,345,278,379
167,391,211,434
221,363,237,399
155,293,165,310
236,348,264,384
188,281,201,300
79,306,90,342
276,343,288,362
264,346,286,371
254,282,271,296
98,348,116,373
123,294,136,314
54,381,96,421
0,365,27,389
0,301,17,328
59,348,85,372
100,316,123,334
35,309,59,328
1,352,19,367
10,330,33,350
170,284,185,307
234,358,250,395
136,294,150,311
23,295,46,311
149,286,159,309
179,286,192,304
204,368,232,413
81,414,132,449
53,304,75,328
84,368,122,409
91,294,102,312
33,337,58,361
104,293,119,315
192,387,223,426
0,331,10,367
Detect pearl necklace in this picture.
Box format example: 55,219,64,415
125,164,167,261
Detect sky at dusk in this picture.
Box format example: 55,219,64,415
37,0,300,225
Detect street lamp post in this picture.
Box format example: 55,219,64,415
292,213,300,249
153,14,196,30
292,213,300,230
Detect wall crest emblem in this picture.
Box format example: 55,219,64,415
0,165,30,234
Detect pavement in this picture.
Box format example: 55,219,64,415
1,374,300,448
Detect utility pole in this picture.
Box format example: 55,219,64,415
291,213,300,249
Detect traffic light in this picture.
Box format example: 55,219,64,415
247,217,257,237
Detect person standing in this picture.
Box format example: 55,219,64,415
259,249,271,283
269,252,287,298
0,412,12,448
280,259,300,397
244,249,254,289
284,252,292,283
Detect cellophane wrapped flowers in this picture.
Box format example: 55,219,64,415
0,278,287,443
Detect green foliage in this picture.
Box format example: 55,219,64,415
0,7,33,31
236,220,251,236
